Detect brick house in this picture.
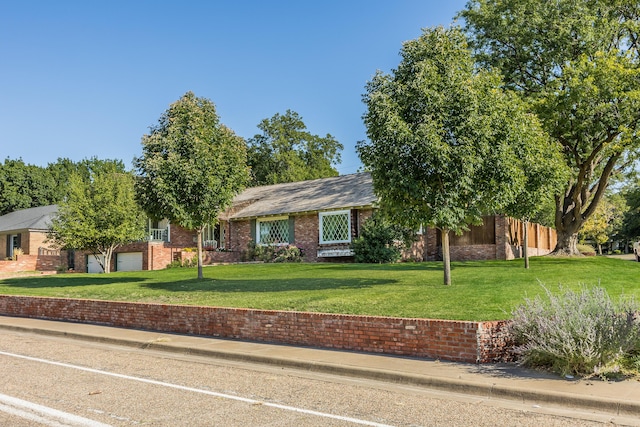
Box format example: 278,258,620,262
216,173,557,263
0,205,64,273
218,172,378,262
0,173,557,273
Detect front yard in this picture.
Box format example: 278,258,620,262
0,256,636,321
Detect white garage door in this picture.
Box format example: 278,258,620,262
116,252,143,272
87,255,105,273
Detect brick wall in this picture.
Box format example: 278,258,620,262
294,214,320,262
0,255,63,273
0,295,511,363
423,215,557,261
25,232,53,256
229,220,251,253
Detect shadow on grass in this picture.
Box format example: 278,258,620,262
0,275,146,289
141,277,396,293
0,273,395,294
320,262,443,272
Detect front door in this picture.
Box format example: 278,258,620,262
7,234,19,258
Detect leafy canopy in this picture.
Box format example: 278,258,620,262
247,110,343,186
461,0,640,253
0,157,128,216
134,91,249,230
359,26,541,233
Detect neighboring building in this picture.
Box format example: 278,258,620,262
0,173,558,273
72,219,200,274
0,205,63,273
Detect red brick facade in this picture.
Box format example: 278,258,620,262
424,215,556,262
0,211,557,274
0,230,66,274
0,254,62,273
0,295,512,363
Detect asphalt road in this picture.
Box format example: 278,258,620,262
0,329,622,426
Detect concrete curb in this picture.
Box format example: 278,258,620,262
1,321,639,418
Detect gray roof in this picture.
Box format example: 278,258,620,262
0,205,58,233
228,173,377,220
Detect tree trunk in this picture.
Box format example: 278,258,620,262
523,220,529,269
196,227,204,280
552,152,621,256
552,227,580,256
441,228,451,286
103,247,114,274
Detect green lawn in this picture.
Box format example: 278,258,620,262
0,256,637,321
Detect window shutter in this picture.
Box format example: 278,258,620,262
288,217,295,244
16,234,21,249
250,219,256,242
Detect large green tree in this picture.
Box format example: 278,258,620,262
0,158,57,215
247,110,343,186
134,92,249,279
461,0,640,255
0,157,128,216
48,165,147,273
359,26,548,285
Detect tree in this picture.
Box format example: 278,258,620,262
134,91,249,279
358,26,544,285
0,157,129,216
580,191,628,254
48,166,147,273
621,181,640,241
461,0,640,255
0,158,57,215
503,138,568,268
247,110,343,186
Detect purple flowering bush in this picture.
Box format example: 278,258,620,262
509,285,640,378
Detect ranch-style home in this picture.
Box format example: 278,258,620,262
0,205,63,273
0,173,557,273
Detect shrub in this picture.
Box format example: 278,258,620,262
273,245,304,263
351,213,416,263
245,241,303,263
165,257,197,269
509,285,640,378
165,260,183,269
577,243,596,256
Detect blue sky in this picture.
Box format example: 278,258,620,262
1,1,466,174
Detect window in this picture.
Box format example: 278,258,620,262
257,217,289,245
202,223,226,249
319,210,351,244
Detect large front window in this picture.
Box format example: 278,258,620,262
319,210,351,244
257,217,289,245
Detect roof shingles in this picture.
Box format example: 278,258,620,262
0,205,58,233
226,173,376,220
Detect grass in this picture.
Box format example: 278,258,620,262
0,256,637,321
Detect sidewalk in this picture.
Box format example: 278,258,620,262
1,315,639,421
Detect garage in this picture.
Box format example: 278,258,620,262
87,255,105,273
116,252,143,272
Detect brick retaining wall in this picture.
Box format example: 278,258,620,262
0,295,512,363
